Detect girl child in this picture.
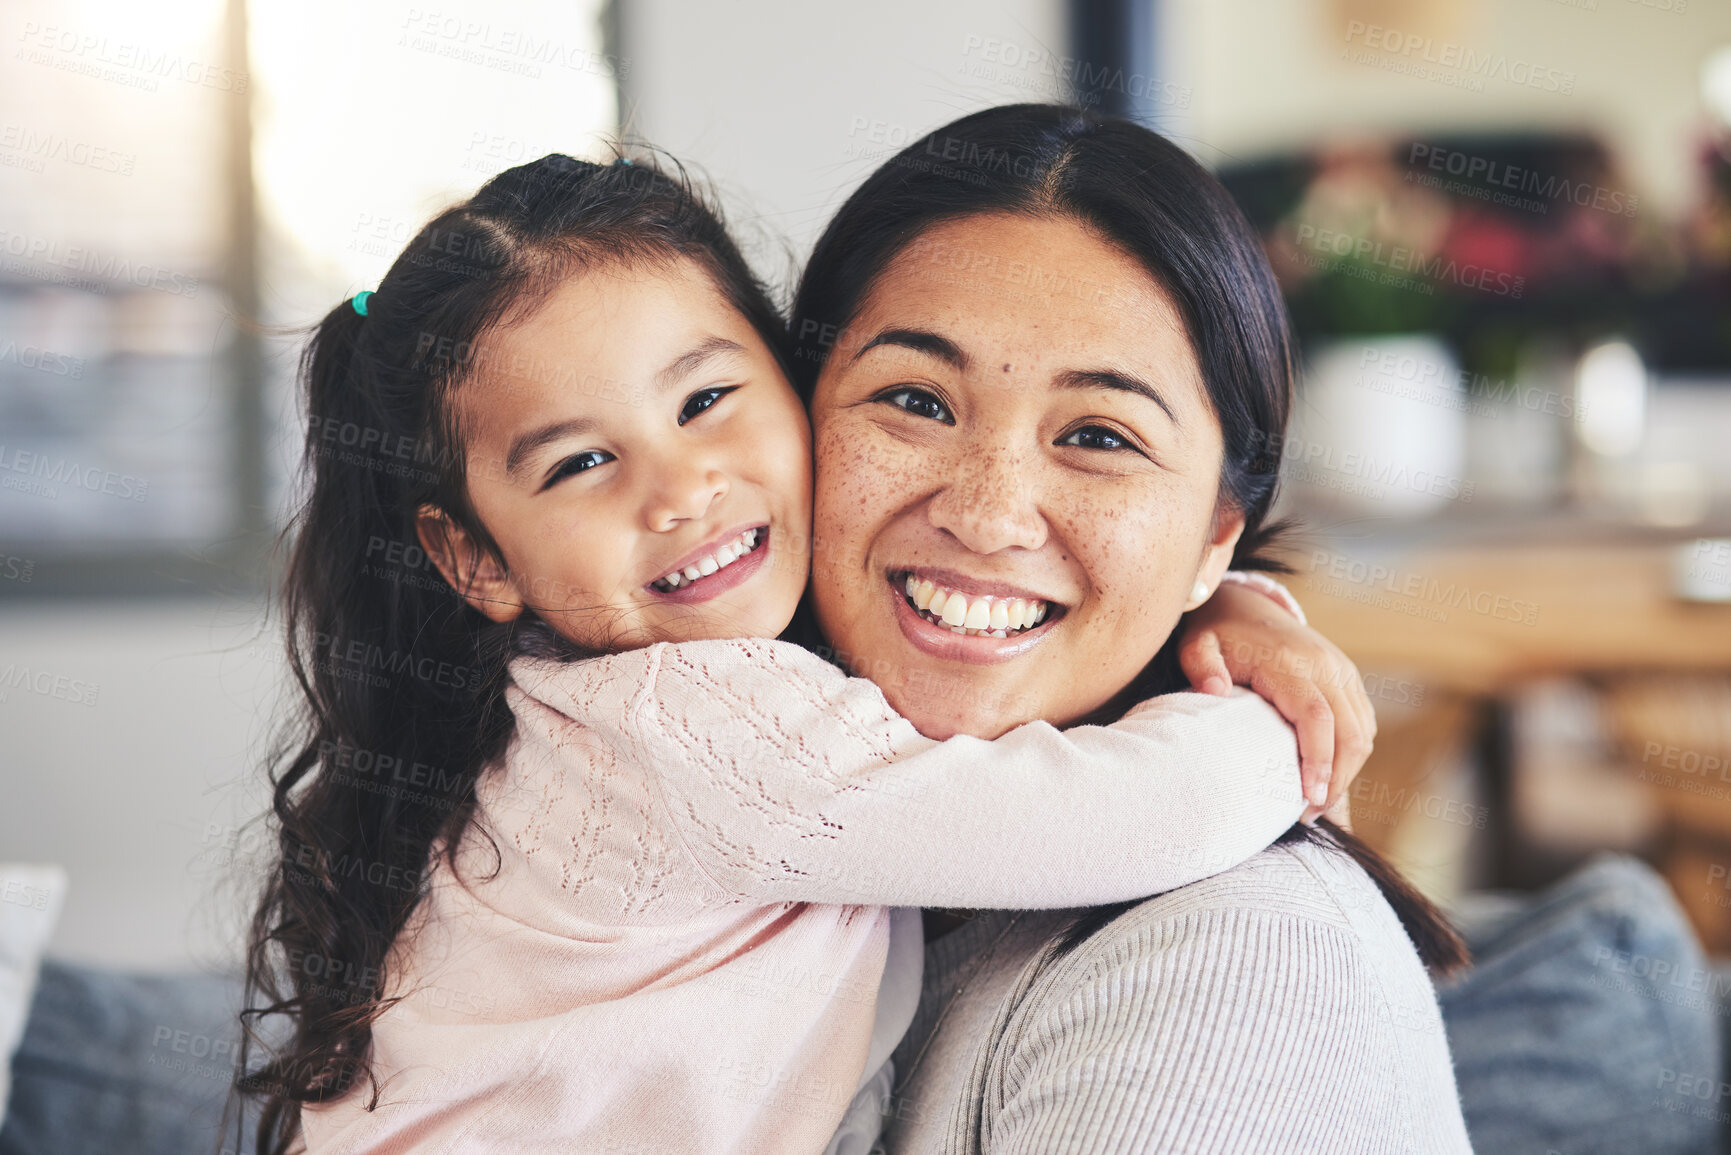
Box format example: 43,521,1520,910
239,152,1363,1155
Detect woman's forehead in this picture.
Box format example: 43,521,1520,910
839,212,1207,409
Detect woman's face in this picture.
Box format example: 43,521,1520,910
809,212,1243,740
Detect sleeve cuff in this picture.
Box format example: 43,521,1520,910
1219,570,1307,627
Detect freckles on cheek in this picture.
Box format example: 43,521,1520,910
1047,489,1154,598
817,421,907,525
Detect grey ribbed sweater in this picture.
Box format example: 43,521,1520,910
882,841,1474,1153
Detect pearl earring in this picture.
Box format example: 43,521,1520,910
1191,580,1209,605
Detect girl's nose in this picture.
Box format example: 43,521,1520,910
645,454,729,531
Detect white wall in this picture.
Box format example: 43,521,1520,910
1165,0,1730,215
0,600,285,972
618,0,1068,268
622,0,1728,250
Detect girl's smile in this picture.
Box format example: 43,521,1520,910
417,257,813,652
645,522,770,601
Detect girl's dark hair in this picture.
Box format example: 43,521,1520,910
235,152,790,1155
791,104,1467,973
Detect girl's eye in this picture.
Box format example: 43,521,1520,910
545,450,614,487
879,386,954,424
678,386,738,426
1059,425,1137,453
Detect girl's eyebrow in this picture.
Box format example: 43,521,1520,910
655,335,747,391
506,416,600,478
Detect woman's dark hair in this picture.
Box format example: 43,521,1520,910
234,152,790,1155
791,104,1467,973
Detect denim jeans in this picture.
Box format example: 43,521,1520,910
1440,854,1723,1155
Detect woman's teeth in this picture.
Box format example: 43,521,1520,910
653,528,760,591
903,575,1049,638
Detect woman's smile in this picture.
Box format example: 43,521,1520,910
888,568,1064,663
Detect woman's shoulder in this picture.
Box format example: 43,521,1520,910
1059,834,1412,969
957,841,1471,1152
1117,837,1390,935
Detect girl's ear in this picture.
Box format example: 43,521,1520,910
415,505,525,623
1183,504,1248,612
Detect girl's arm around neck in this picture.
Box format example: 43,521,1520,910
517,637,1306,911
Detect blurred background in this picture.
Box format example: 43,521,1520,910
2,0,1730,979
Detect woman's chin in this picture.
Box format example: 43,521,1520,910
879,681,1027,742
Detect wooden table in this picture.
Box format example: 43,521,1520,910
1285,533,1731,930
1289,541,1731,694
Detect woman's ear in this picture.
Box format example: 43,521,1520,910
1183,505,1248,611
415,504,525,623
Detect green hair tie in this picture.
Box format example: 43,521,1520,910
351,290,373,317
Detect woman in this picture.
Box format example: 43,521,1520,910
787,102,1472,1153
789,101,1474,1155
789,103,1718,1155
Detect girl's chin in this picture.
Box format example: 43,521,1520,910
639,594,804,647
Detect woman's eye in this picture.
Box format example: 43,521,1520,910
678,386,737,426
879,386,954,424
545,450,613,487
1059,425,1134,452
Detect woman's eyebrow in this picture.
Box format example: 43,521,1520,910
1054,368,1179,426
852,328,969,371
655,335,747,390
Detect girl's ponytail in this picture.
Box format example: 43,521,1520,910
236,152,788,1155
236,287,521,1152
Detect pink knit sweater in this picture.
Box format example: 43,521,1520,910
300,638,1305,1154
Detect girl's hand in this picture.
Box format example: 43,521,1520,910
1178,580,1375,822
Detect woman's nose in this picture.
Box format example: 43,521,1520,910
644,453,729,531
924,445,1047,554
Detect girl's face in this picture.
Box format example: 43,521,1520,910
420,258,812,651
809,212,1243,740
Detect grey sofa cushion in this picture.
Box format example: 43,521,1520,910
1439,855,1724,1155
0,961,251,1155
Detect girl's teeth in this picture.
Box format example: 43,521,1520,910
657,529,761,590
